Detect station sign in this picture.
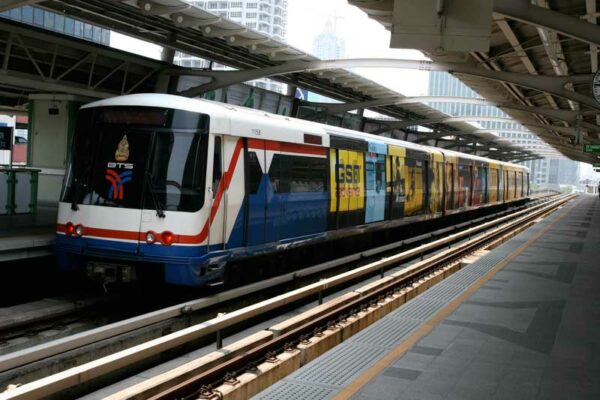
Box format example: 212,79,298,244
583,144,600,153
0,126,13,151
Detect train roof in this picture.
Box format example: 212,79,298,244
82,94,528,171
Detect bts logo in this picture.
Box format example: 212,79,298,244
105,169,132,200
336,164,361,184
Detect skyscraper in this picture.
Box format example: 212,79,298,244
312,20,345,60
428,71,579,186
175,0,288,93
307,20,345,103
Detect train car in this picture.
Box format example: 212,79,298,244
55,94,529,287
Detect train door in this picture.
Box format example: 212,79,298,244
271,143,328,239
208,135,225,250
244,139,271,246
444,159,455,213
457,161,471,208
505,170,510,201
264,142,282,243
496,167,504,203
328,135,367,229
430,153,444,216
365,142,386,223
388,145,406,220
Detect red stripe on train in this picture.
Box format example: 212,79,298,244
248,138,326,156
56,138,246,245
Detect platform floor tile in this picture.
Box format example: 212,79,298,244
254,196,600,400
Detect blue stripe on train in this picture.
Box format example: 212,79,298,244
56,172,330,286
246,173,328,245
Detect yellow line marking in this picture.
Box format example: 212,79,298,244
333,200,575,400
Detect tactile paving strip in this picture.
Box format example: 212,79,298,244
387,297,447,321
291,344,388,386
256,382,336,400
349,319,421,349
254,205,569,399
420,283,466,301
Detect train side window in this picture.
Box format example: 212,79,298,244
270,154,327,193
212,136,222,197
247,151,262,194
292,157,327,193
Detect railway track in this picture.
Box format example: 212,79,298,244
0,198,546,376
0,193,571,399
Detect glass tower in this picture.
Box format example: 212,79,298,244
428,71,580,186
175,0,288,93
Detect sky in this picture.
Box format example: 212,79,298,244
286,0,430,97
109,0,430,97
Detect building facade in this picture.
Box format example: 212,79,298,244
428,71,580,186
312,20,345,60
306,20,345,103
175,0,288,93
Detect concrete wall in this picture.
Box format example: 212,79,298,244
28,94,92,205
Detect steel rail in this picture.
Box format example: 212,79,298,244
0,194,571,400
147,194,574,400
0,197,549,374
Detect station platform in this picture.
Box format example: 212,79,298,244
0,205,56,262
257,194,599,400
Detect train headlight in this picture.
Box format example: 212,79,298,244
161,231,174,246
145,231,157,244
75,224,84,237
65,222,75,236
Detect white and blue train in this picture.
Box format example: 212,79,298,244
56,94,530,286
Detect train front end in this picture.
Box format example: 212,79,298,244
56,98,217,286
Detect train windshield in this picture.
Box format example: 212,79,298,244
61,106,210,213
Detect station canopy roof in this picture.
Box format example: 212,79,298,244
349,0,600,164
1,0,539,161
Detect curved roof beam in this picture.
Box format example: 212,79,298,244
497,104,600,133
305,96,490,114
172,58,598,109
522,123,599,143
139,0,190,16
380,116,598,146
304,96,599,130
494,0,600,48
202,26,248,38
374,116,518,131
229,37,271,48
170,13,222,28
412,129,509,143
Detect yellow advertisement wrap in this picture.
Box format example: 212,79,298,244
388,145,406,158
404,158,425,216
329,149,337,212
507,169,516,200
334,149,364,212
349,150,364,211
444,155,458,210
489,167,499,203
430,152,444,214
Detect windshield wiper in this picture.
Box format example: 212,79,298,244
145,171,165,218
